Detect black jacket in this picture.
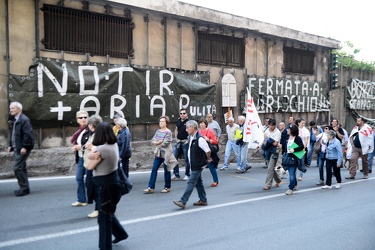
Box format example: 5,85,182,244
117,128,132,158
282,135,305,162
189,132,208,170
9,113,34,153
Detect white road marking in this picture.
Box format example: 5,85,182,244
0,177,372,248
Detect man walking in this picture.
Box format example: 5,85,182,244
173,120,211,209
220,117,240,171
172,108,190,181
206,113,221,140
7,102,34,196
236,115,251,173
346,117,374,179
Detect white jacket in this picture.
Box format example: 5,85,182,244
349,125,374,155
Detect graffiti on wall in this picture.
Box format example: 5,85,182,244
247,77,330,113
9,58,215,128
346,79,375,110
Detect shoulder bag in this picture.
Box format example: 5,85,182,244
281,152,296,170
313,139,322,154
118,163,133,195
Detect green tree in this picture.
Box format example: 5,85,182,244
334,41,375,71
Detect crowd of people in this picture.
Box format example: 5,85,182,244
6,101,375,249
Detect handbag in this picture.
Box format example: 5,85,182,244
313,139,321,154
282,153,295,169
208,142,219,154
117,164,133,195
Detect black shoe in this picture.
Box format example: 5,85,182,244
14,189,30,197
112,233,128,244
369,170,372,173
360,169,363,172
245,166,252,172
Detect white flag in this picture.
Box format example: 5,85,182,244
243,88,264,149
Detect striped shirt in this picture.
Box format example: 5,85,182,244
151,129,172,158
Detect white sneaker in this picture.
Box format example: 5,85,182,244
285,189,293,195
322,185,332,189
220,166,228,171
71,201,87,207
297,177,303,181
171,175,180,181
87,210,99,218
316,180,324,185
183,175,189,181
335,183,341,189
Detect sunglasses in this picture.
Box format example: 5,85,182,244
78,117,87,119
180,112,186,115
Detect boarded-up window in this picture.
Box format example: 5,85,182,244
283,47,315,74
42,4,133,58
198,32,245,67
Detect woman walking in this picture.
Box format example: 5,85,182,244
87,122,128,249
322,130,343,189
198,118,219,187
71,110,90,207
296,118,309,181
282,124,305,195
144,116,173,193
83,115,102,218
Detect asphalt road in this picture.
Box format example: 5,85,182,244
0,163,374,250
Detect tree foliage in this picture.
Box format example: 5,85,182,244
333,41,375,72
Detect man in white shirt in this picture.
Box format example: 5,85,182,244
262,119,281,190
220,117,240,171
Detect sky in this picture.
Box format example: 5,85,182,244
180,0,374,62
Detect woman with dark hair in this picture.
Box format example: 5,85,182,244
87,122,128,250
295,118,309,181
198,118,219,187
83,115,102,218
282,124,305,195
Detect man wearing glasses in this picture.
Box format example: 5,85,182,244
172,109,190,181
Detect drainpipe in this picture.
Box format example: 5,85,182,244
194,22,198,71
144,14,149,65
35,0,40,59
265,37,269,80
163,17,167,68
179,22,182,69
5,0,10,86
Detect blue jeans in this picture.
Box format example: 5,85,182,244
148,157,171,189
207,162,218,183
223,140,240,168
173,142,190,177
368,151,374,171
180,169,206,204
307,141,315,165
288,166,297,190
238,143,249,171
76,156,87,203
317,152,325,181
85,169,99,210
